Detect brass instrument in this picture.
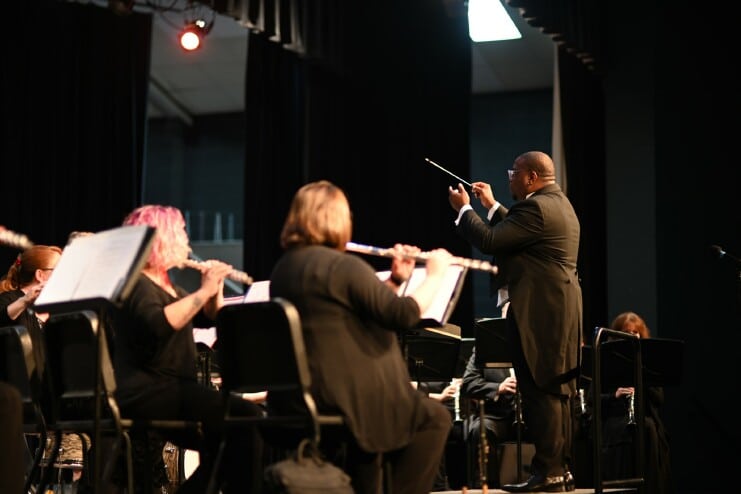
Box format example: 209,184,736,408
345,241,499,274
180,259,254,285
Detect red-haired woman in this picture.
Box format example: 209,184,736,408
600,311,672,494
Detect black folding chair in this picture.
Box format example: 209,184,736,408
42,310,203,493
210,298,346,489
0,324,47,493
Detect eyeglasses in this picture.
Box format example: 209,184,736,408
507,168,524,180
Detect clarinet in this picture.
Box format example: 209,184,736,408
452,378,462,422
478,398,488,488
578,388,587,415
627,390,636,426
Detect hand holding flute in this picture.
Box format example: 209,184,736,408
180,258,254,285
384,244,420,288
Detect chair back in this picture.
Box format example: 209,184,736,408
0,324,49,493
42,310,121,425
0,324,44,426
216,298,342,445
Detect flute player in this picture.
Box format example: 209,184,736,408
268,180,455,494
112,204,264,493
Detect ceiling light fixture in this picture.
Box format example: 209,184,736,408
468,0,522,42
179,2,215,52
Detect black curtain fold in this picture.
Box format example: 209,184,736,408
509,0,608,338
1,1,150,267
555,46,607,338
241,0,474,329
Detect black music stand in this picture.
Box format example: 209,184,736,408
582,329,684,494
404,332,461,385
34,225,155,493
473,317,527,486
456,337,475,377
474,318,511,368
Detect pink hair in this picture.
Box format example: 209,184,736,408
123,205,190,270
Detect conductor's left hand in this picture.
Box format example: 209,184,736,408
448,183,470,212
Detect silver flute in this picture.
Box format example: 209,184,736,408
180,259,254,285
346,241,499,274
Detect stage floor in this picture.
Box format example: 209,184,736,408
435,489,635,494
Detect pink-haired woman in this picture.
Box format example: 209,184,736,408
113,204,263,494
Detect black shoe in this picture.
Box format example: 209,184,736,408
502,473,566,492
563,470,575,491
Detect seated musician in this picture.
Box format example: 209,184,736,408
112,204,264,494
267,180,455,494
597,311,673,494
461,346,519,488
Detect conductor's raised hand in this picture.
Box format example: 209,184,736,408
471,181,496,209
448,183,470,212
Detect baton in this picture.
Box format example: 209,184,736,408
424,158,472,187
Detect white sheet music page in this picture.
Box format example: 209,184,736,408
35,225,153,309
243,280,271,303
375,265,465,325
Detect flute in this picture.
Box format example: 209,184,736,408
346,241,498,274
180,259,254,285
0,226,34,250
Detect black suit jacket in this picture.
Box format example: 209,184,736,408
456,183,582,395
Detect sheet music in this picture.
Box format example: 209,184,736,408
223,295,246,306
243,280,271,303
193,326,218,348
376,265,465,325
35,225,154,311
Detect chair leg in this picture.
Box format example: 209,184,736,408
24,432,46,494
38,430,62,494
101,432,134,494
205,438,227,494
382,458,392,494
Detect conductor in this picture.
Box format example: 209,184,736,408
448,150,582,492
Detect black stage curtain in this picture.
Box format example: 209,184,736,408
1,1,149,266
242,0,475,330
508,0,608,342
555,47,607,342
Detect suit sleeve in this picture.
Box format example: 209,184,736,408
458,200,544,257
461,349,503,401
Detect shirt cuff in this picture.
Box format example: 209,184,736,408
454,204,473,225
486,202,501,221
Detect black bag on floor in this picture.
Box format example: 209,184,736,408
264,438,354,494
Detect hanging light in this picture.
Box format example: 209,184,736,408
179,19,210,51
178,2,215,52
